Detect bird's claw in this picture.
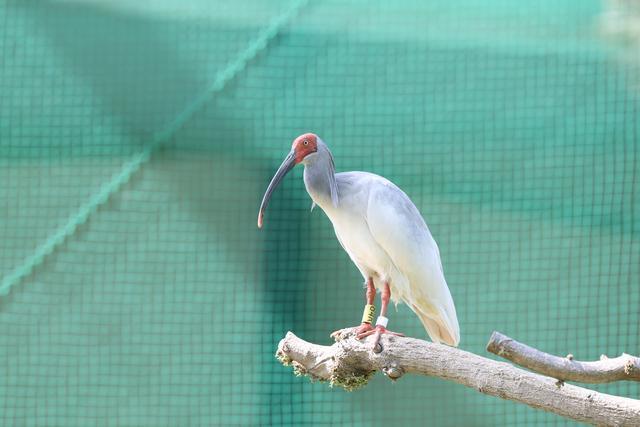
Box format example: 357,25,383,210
331,323,375,341
357,325,404,339
357,325,405,351
355,323,375,340
333,324,404,352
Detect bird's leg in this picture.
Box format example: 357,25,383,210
331,278,376,339
357,282,404,350
354,278,376,337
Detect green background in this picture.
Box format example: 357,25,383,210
1,0,638,425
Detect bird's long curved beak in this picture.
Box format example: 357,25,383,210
257,150,296,228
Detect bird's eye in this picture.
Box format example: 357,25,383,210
303,140,309,146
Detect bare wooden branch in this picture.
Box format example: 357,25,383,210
487,331,640,383
276,329,640,426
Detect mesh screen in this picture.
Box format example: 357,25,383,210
1,0,639,425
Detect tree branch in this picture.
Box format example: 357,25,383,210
276,329,640,426
487,331,640,383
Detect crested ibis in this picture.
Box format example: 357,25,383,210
258,133,460,348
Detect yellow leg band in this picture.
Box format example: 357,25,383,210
361,304,375,324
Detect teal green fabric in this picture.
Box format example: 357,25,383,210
1,0,638,425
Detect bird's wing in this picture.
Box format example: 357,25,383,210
364,176,460,346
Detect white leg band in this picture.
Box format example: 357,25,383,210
375,316,389,327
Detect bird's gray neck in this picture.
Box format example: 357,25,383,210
303,142,339,209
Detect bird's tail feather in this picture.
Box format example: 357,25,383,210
412,304,460,347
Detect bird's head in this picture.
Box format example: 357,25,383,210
291,132,319,164
257,133,320,228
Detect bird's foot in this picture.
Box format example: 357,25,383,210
357,325,404,339
330,323,374,341
354,322,375,338
357,325,405,352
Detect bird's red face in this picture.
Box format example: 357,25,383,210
291,133,318,164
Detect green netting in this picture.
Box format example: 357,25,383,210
1,0,639,425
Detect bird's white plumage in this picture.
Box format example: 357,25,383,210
313,171,460,346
